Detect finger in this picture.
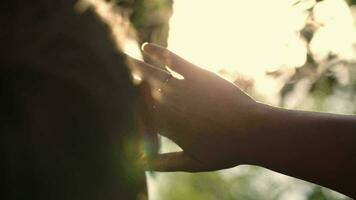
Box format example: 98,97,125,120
127,56,177,96
135,81,159,158
144,151,205,172
127,56,171,81
142,43,200,78
152,94,188,139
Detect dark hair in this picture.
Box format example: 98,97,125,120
0,1,146,199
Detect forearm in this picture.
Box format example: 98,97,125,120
246,103,356,198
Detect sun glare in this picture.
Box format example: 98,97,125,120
167,0,356,104
168,0,308,73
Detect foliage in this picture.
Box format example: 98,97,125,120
346,0,356,5
113,0,173,47
280,0,356,114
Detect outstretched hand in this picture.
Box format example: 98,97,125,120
132,43,261,172
131,43,356,199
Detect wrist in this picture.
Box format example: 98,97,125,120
234,102,279,165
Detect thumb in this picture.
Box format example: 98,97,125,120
144,151,205,172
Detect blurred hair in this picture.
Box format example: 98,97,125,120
0,0,146,199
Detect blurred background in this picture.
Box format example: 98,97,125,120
99,0,356,199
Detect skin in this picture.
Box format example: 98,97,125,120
132,43,356,199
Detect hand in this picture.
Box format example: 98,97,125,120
132,44,356,198
133,43,261,172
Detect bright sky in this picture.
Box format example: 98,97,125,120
168,0,308,73
167,0,356,104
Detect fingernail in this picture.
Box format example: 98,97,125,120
141,42,149,52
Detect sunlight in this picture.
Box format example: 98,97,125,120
167,0,310,104
311,0,356,61
168,0,309,73
167,0,356,104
